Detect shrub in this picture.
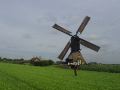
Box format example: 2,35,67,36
79,64,120,73
31,60,54,66
48,60,54,65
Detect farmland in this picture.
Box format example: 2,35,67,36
0,63,120,90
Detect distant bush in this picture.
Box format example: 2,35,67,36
88,62,98,64
56,64,120,73
48,60,54,65
0,56,54,66
55,61,62,65
30,59,54,66
79,64,120,73
0,57,31,65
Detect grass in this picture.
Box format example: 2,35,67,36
0,63,120,90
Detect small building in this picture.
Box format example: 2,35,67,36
31,56,41,63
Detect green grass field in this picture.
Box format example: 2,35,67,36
0,63,120,90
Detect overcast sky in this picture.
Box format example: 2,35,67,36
0,0,120,64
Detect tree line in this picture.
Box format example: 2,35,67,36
0,57,54,66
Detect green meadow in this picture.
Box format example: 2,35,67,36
0,63,120,90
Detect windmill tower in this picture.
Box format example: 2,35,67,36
52,16,100,65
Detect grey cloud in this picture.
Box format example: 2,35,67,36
22,33,32,39
47,45,57,48
0,0,120,63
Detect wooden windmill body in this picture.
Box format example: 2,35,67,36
52,16,100,76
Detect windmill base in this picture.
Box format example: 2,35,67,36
68,51,86,64
69,64,79,76
66,51,87,76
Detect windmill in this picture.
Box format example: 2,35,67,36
52,16,100,75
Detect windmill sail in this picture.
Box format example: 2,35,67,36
58,41,71,60
80,38,100,52
52,24,72,36
76,16,90,34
